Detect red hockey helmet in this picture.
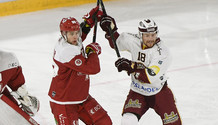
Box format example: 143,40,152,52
60,17,80,32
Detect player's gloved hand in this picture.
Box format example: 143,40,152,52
11,85,40,116
115,57,149,75
83,6,103,28
100,15,118,36
85,43,101,56
115,58,136,75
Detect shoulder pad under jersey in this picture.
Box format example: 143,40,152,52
127,33,140,39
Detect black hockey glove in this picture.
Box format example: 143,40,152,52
115,58,136,75
100,15,118,36
115,57,149,77
115,58,155,83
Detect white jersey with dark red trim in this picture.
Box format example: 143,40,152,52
116,32,172,96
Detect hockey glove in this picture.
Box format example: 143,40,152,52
11,85,40,116
115,57,151,83
83,6,103,28
85,43,101,56
115,58,136,75
100,15,118,36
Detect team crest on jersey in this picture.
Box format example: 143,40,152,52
124,99,142,109
75,59,82,66
163,111,179,124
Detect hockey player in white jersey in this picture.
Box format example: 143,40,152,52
100,16,182,125
0,50,39,125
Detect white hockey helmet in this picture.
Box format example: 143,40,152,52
138,19,158,37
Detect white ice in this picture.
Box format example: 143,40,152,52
0,0,218,124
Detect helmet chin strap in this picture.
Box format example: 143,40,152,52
61,31,71,44
61,31,67,40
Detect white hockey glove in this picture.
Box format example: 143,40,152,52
11,85,40,116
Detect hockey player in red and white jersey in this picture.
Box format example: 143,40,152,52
100,16,182,125
48,7,112,125
0,50,40,125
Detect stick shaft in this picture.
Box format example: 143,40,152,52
92,0,100,43
100,0,121,57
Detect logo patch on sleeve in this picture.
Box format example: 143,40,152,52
158,60,163,65
75,59,82,66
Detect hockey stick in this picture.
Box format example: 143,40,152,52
92,0,100,43
0,94,39,125
99,0,155,73
99,0,121,57
87,0,100,55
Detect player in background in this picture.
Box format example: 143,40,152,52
48,6,112,125
0,50,40,124
100,16,182,125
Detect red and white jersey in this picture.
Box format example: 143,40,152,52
0,50,25,94
116,33,172,96
48,38,100,105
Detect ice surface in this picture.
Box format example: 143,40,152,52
0,0,218,124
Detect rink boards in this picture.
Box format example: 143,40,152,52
0,0,112,17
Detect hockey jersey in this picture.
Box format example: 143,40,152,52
48,38,100,104
0,50,25,95
116,32,172,96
